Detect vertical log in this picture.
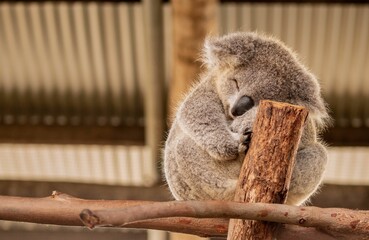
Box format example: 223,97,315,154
142,0,165,184
169,0,218,120
227,100,309,240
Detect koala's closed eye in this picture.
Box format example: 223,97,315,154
229,78,239,91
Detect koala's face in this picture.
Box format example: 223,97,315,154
213,69,255,119
223,69,302,118
214,69,256,119
206,32,327,123
215,67,291,120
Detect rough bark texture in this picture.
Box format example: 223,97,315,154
169,0,218,120
0,192,223,237
80,200,369,237
0,192,368,239
227,100,309,240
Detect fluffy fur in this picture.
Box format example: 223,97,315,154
163,32,329,205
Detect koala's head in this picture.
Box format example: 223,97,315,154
203,32,329,128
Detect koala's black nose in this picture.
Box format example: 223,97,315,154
231,96,254,117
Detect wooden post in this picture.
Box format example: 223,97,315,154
227,100,309,240
142,0,165,184
169,0,218,120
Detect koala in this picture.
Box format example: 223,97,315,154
163,32,330,206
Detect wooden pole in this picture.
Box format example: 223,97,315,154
142,0,165,184
227,100,309,240
169,0,218,120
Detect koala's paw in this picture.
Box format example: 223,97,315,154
207,132,239,161
239,130,252,154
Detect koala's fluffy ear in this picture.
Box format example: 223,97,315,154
203,32,256,68
294,73,331,129
203,37,233,68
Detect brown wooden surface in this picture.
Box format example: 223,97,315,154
80,200,369,235
0,191,367,239
227,100,309,240
0,124,367,146
0,229,147,240
142,0,166,167
0,192,227,238
0,125,145,145
1,181,369,210
322,127,369,146
2,193,367,239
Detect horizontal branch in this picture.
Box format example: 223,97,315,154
1,192,368,239
0,192,223,237
80,200,369,238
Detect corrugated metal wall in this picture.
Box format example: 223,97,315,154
0,2,368,186
0,1,161,186
0,143,156,186
2,2,368,127
0,2,147,127
325,147,369,185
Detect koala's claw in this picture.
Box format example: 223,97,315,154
239,131,252,154
243,130,252,135
243,131,252,144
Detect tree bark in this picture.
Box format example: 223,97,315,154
0,191,223,237
0,192,368,239
227,100,309,240
169,0,218,120
79,200,369,237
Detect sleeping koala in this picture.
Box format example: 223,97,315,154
163,32,330,205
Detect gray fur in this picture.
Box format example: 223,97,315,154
163,32,329,205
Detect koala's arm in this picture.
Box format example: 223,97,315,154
287,118,328,205
177,81,239,161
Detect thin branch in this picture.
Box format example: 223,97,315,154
79,200,369,237
0,192,224,237
0,192,367,239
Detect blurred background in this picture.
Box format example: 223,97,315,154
0,0,368,239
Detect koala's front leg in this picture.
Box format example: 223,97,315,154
177,82,239,161
230,107,257,154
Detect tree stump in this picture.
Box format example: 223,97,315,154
227,100,309,240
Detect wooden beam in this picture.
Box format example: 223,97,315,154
0,125,145,145
220,0,369,3
0,124,367,146
0,181,171,201
322,127,369,146
2,181,369,210
142,0,166,161
0,229,146,240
